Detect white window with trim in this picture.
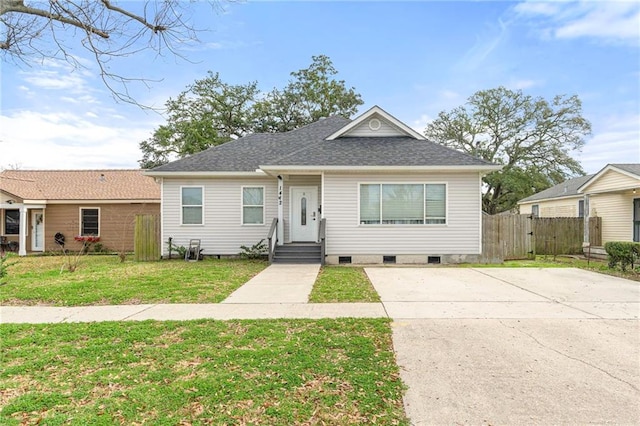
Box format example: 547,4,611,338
531,204,539,217
80,208,100,236
181,186,203,225
578,200,585,218
242,186,264,225
4,209,19,235
359,183,446,225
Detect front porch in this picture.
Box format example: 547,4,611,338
0,203,46,256
264,172,326,264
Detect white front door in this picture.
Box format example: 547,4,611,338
31,211,44,251
290,186,318,242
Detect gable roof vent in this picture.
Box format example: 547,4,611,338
368,118,381,131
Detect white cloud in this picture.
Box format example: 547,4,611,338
411,114,434,134
513,2,560,16
457,18,510,71
579,113,640,173
515,1,640,45
0,111,153,170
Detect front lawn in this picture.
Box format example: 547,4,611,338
309,266,380,303
0,256,267,306
0,319,408,425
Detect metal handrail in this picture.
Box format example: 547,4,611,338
318,218,326,266
267,217,278,263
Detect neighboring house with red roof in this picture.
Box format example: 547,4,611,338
0,170,160,255
518,164,640,244
146,106,501,264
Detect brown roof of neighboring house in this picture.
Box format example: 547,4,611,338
0,170,160,201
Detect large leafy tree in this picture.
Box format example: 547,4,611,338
252,55,362,132
425,87,591,214
139,74,258,168
139,55,363,168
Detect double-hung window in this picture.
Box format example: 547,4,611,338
4,209,19,235
359,183,446,225
531,204,539,218
181,187,203,225
578,200,585,218
80,208,100,236
242,187,264,225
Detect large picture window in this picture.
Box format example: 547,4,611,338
181,187,203,225
80,208,99,236
242,187,264,225
4,209,19,235
359,183,446,225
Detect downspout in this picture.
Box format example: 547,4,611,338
277,175,284,245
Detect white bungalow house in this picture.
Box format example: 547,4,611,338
145,106,501,264
518,164,640,245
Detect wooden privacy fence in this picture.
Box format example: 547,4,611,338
134,214,160,261
481,215,532,263
482,215,603,262
534,217,601,255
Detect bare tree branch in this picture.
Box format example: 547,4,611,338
1,1,223,107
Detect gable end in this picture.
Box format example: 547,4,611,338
326,105,424,140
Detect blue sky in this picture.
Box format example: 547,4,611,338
1,0,639,174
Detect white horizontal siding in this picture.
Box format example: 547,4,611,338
587,169,639,193
162,177,277,255
343,116,405,137
590,193,635,242
323,172,482,255
520,197,581,217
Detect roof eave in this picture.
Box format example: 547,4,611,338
517,194,583,205
259,165,502,172
578,164,640,193
144,170,268,178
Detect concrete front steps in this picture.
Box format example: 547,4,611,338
273,243,322,264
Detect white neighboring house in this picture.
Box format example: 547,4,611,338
145,106,501,264
518,164,640,244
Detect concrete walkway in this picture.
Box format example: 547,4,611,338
222,264,321,303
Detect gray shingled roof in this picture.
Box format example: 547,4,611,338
518,174,594,203
610,164,640,177
269,137,494,166
151,116,350,172
151,114,495,172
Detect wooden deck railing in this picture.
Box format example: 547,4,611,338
267,217,278,263
318,218,326,266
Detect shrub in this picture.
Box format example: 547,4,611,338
0,252,16,284
239,239,267,260
604,241,640,272
166,239,187,259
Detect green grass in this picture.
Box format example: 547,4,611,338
0,319,408,425
309,266,381,303
0,256,267,306
460,256,640,281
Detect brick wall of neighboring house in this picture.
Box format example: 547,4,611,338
44,203,160,253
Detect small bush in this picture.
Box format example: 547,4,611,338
239,239,267,260
604,241,640,272
0,252,16,284
166,240,187,259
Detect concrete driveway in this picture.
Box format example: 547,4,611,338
366,267,640,425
